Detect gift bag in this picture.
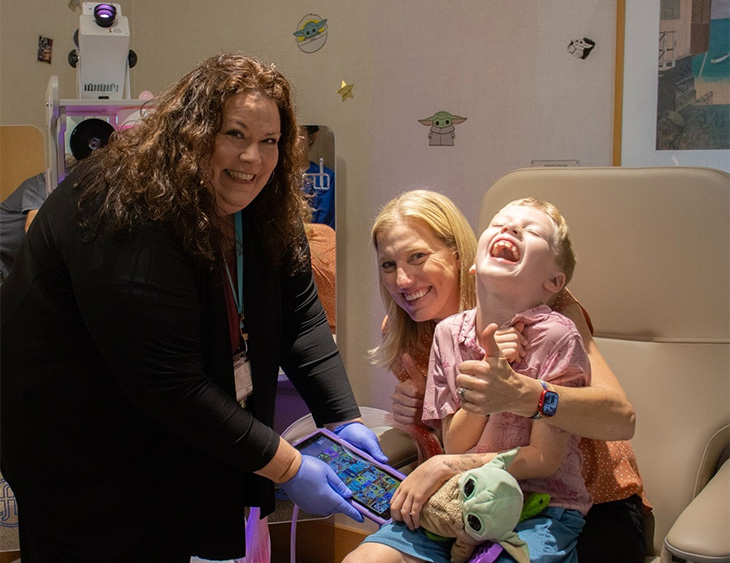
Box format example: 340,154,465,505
236,507,270,563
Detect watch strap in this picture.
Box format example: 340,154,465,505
530,381,556,419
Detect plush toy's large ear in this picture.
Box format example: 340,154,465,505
499,531,530,563
488,447,520,471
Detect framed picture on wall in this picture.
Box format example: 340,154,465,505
616,0,730,170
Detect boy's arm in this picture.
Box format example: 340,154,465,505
506,420,570,480
390,451,498,530
429,319,489,454
443,323,503,453
442,409,488,454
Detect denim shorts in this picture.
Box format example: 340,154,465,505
363,507,584,563
362,520,453,563
495,507,585,563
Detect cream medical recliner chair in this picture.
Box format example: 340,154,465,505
476,166,729,563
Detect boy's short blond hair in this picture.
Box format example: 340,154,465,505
503,197,576,285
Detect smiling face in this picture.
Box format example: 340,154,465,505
376,218,461,323
474,204,565,302
206,91,281,216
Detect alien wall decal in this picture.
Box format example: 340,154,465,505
419,111,467,146
567,37,595,59
293,14,328,53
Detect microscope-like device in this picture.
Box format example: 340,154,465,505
46,3,148,190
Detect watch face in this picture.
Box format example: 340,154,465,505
541,391,559,416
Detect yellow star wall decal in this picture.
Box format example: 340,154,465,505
337,80,354,101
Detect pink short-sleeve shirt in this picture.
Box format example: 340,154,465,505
423,305,593,515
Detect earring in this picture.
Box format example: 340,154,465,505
265,170,276,186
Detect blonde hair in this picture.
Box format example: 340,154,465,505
503,197,576,285
369,190,477,372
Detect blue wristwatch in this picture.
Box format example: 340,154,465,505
531,381,558,419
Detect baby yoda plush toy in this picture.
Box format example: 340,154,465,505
419,448,529,563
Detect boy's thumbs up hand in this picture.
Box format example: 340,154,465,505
456,323,521,416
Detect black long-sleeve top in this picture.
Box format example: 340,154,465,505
0,172,359,561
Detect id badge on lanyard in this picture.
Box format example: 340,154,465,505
233,351,253,407
226,211,253,408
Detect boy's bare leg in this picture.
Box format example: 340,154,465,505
342,542,427,563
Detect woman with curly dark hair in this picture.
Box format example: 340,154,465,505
1,53,384,562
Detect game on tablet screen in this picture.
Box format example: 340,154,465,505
293,431,402,522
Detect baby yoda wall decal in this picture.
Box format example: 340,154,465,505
419,111,467,146
567,37,595,59
293,14,328,53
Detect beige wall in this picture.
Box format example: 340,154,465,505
0,1,617,410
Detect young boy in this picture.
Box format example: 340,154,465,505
422,197,591,561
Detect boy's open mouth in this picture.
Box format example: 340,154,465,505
490,239,520,263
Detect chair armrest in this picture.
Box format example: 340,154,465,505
664,460,729,563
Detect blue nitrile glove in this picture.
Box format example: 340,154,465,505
280,455,364,523
335,422,389,464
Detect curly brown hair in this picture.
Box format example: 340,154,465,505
76,53,308,268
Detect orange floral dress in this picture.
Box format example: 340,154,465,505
553,289,651,511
